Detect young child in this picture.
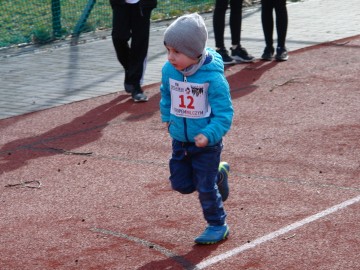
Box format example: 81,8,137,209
160,13,234,244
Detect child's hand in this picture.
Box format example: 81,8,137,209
194,134,208,148
164,122,169,130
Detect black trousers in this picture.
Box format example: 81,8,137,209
261,0,288,49
111,3,153,86
213,0,244,49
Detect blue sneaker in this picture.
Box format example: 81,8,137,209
217,162,230,202
195,224,230,244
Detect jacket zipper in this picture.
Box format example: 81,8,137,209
183,75,189,142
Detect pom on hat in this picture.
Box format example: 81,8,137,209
164,13,208,59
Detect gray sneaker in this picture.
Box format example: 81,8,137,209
132,85,148,102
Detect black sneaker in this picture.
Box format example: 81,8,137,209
230,46,255,63
131,85,148,102
275,47,289,61
261,46,274,61
216,48,235,65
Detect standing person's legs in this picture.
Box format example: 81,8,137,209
274,0,288,48
111,4,152,101
260,0,276,60
261,0,274,50
228,0,254,62
111,4,131,72
127,5,153,88
213,0,235,64
274,0,289,61
213,0,229,49
229,0,243,47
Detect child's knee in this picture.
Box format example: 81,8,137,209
171,183,195,194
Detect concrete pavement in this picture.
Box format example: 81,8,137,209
0,0,359,120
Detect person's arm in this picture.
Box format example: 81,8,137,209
200,74,234,145
159,66,171,124
194,134,208,147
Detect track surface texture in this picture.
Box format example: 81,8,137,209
1,36,360,270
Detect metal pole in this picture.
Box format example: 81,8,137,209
73,0,97,37
51,0,62,38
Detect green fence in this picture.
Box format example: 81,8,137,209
0,0,215,48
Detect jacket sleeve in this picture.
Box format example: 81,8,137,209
159,66,171,123
200,73,234,145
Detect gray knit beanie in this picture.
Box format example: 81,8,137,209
164,13,208,59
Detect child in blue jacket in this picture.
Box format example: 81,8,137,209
160,13,234,244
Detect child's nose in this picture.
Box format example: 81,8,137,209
167,53,173,61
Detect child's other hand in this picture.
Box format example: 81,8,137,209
164,122,169,131
194,134,208,148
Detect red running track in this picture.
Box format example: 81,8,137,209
1,35,360,270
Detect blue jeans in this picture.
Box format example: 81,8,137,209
169,139,226,226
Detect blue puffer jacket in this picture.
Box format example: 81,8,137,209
160,48,233,146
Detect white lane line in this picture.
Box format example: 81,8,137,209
197,195,360,269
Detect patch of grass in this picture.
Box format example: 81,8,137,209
0,0,214,48
0,0,112,47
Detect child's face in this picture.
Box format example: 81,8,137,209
165,46,198,71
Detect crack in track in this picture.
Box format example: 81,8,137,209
91,227,199,270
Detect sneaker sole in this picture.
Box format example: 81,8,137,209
133,98,148,102
231,56,255,63
223,60,236,65
275,56,289,61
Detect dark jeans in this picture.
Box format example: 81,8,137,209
261,0,288,49
169,139,226,226
111,3,153,85
213,0,244,49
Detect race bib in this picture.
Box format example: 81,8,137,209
170,78,211,119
